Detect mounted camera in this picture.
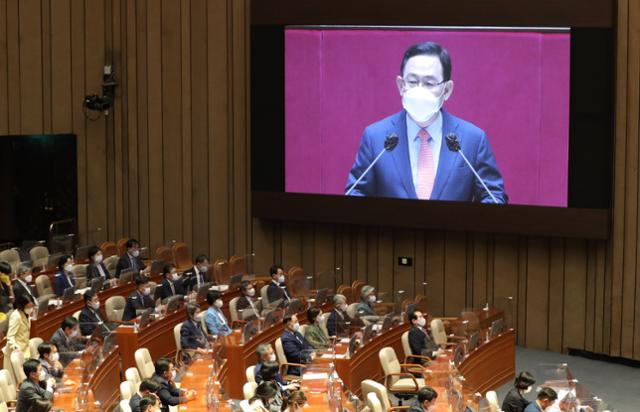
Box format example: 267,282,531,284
84,65,117,115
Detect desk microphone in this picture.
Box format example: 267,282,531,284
445,133,499,204
345,134,399,196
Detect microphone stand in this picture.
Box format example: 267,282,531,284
345,134,399,196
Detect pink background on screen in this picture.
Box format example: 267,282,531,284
284,29,570,207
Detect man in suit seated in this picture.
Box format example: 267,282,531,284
50,316,85,366
236,281,262,319
87,246,115,287
407,309,442,364
12,265,38,304
408,386,439,412
181,255,210,292
122,275,155,321
281,314,315,376
180,303,209,355
53,255,76,297
37,342,64,381
266,265,291,309
79,291,114,336
159,264,186,300
524,387,558,412
345,41,506,203
116,238,147,278
152,357,196,412
326,294,352,338
254,343,286,385
16,359,54,412
130,378,162,412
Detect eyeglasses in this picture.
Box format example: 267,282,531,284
402,77,446,91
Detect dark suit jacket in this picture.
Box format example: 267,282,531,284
502,388,531,412
281,329,313,376
115,253,145,278
87,262,112,281
181,266,207,292
152,373,182,412
327,309,352,337
129,393,143,412
160,278,187,300
345,110,507,203
78,305,110,336
180,319,207,350
13,279,38,303
267,281,290,305
38,358,63,379
122,291,155,321
236,295,261,318
53,271,75,297
523,401,543,412
408,325,439,363
50,327,84,366
16,380,53,412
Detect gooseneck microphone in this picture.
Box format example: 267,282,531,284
345,134,399,196
445,133,499,204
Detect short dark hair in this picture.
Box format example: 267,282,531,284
195,255,208,264
135,275,149,286
207,290,222,306
88,246,101,260
57,255,71,271
126,239,140,249
0,261,11,274
14,294,32,311
537,387,558,401
400,41,452,81
514,371,536,390
186,302,200,318
252,381,278,403
23,358,40,377
61,316,78,330
407,310,421,323
139,395,157,411
139,378,162,393
417,386,438,403
260,361,280,382
84,290,95,302
269,265,283,276
307,307,321,324
37,342,56,358
162,264,175,276
283,314,294,325
155,357,173,375
240,281,252,293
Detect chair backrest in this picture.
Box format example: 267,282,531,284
105,296,126,322
260,285,270,304
103,255,119,277
0,370,17,403
135,348,155,380
213,259,230,284
125,367,141,393
29,337,44,360
346,303,359,319
0,400,8,412
245,365,256,383
341,287,354,304
119,399,132,412
100,241,118,258
72,310,81,321
174,323,183,351
10,351,26,385
361,379,392,411
35,275,54,298
378,347,401,386
319,312,330,338
71,264,88,277
116,238,129,256
274,337,287,365
430,318,447,346
242,381,257,400
401,331,412,360
229,297,240,323
172,242,191,270
120,380,135,400
0,249,20,273
366,392,384,412
29,246,49,268
486,390,499,412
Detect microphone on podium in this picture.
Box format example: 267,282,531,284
445,133,499,204
345,134,400,196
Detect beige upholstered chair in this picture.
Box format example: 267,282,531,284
243,381,257,400
0,249,20,273
28,337,43,360
245,365,256,383
378,347,424,404
29,246,49,268
260,285,270,304
125,367,142,393
229,297,240,323
361,379,406,412
135,348,155,380
319,312,330,338
0,370,17,405
119,399,132,412
430,318,459,347
35,275,54,297
274,337,306,381
0,400,8,412
105,296,126,321
366,392,384,412
486,390,499,412
120,380,135,400
400,331,431,364
346,303,359,319
103,255,119,277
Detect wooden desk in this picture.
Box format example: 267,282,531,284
176,357,231,411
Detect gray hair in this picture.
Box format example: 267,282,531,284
333,294,347,305
16,264,30,277
256,343,272,358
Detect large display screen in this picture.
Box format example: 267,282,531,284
284,27,570,207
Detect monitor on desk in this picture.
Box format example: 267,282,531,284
36,297,49,317
453,344,464,366
139,308,154,328
229,273,244,289
264,308,284,328
314,288,328,306
166,295,184,314
380,314,394,333
243,319,260,343
490,319,504,338
197,282,213,301
89,278,102,295
362,324,376,343
118,269,135,285
285,299,303,316
62,286,76,302
150,260,167,275
468,331,479,352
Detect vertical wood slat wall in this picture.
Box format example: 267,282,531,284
0,0,639,360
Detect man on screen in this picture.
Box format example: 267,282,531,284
345,41,507,203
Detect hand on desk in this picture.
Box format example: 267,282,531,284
285,382,300,391
185,389,197,400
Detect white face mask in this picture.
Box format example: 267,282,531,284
131,250,140,258
70,329,79,338
268,353,277,362
94,254,103,264
215,299,223,308
416,317,426,327
340,303,348,312
50,352,59,363
24,274,33,283
171,370,177,381
171,273,180,281
38,369,47,382
199,265,208,273
91,302,100,310
368,295,377,303
402,86,444,124
247,288,256,297
64,264,74,273
24,307,34,315
143,287,151,296
277,275,285,284
523,386,532,394
292,322,300,332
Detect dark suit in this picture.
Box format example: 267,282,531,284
345,110,507,203
254,361,288,386
16,380,53,412
153,373,182,412
115,253,145,278
50,327,84,366
236,295,261,318
281,329,313,376
87,262,111,281
78,305,111,336
12,279,38,303
408,325,439,363
53,271,75,297
38,358,63,380
160,278,186,300
523,401,543,412
180,319,207,350
327,308,352,337
122,290,155,321
502,388,531,412
181,266,207,292
129,393,143,412
267,281,290,305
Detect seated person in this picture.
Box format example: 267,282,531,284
122,275,155,321
282,391,307,412
181,255,210,292
408,386,438,412
303,307,330,350
12,264,38,304
524,387,558,412
0,261,13,318
37,342,64,380
159,264,186,300
53,255,76,297
236,281,262,319
152,357,196,412
79,290,114,336
139,396,160,412
16,359,54,412
260,361,300,393
266,265,290,307
50,316,85,366
116,238,148,278
248,381,279,412
281,314,315,376
502,371,536,412
355,285,379,319
130,378,162,412
204,290,232,337
408,309,443,364
180,303,209,354
254,362,287,412
87,246,115,286
326,294,352,338
254,343,286,385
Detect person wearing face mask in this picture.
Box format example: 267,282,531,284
180,303,211,356
138,396,161,412
53,255,76,297
87,246,114,286
130,379,162,412
254,344,290,386
408,310,443,364
502,371,537,412
248,381,279,412
355,285,380,320
236,281,263,319
79,290,114,336
159,264,186,300
37,342,64,381
0,261,14,318
408,386,438,412
204,290,232,337
15,359,54,412
3,294,33,371
182,254,210,292
281,314,315,376
303,307,330,349
258,362,301,411
266,265,290,308
50,316,85,366
12,264,38,304
152,357,196,412
116,238,147,278
345,41,506,204
524,387,558,412
123,275,156,321
326,294,353,338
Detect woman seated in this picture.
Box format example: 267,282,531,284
204,290,232,336
303,308,330,350
248,381,279,412
180,303,209,356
